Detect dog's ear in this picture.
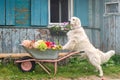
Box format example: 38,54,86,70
75,18,81,26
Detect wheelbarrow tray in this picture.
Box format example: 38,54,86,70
22,46,59,59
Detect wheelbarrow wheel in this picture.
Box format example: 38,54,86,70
18,56,35,72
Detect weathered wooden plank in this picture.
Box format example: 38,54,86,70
85,29,92,43
11,28,20,53
94,0,100,28
0,29,3,53
58,36,67,46
0,53,31,58
34,29,42,40
39,29,46,40
63,36,68,45
108,16,116,50
0,53,67,58
103,16,109,51
6,0,15,25
92,30,100,49
85,28,101,49
15,0,30,26
91,0,95,28
55,36,63,45
103,15,116,52
105,0,119,2
88,0,93,27
40,0,48,26
50,36,59,44
0,0,5,25
31,0,41,26
115,16,120,54
26,29,35,40
31,0,48,26
19,28,27,52
34,29,50,41
39,29,49,40
74,0,89,26
46,29,51,41
2,28,12,53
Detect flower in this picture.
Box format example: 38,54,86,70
21,40,34,49
21,40,62,51
49,22,71,36
34,40,48,51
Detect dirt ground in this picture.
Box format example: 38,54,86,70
50,75,120,80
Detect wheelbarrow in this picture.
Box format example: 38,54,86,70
15,46,83,75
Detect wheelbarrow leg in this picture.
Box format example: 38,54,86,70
37,62,50,75
41,63,51,72
54,62,57,75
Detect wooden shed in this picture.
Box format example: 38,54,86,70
0,0,118,54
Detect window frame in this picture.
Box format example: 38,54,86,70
105,2,120,15
48,0,73,26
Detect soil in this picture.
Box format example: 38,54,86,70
49,75,120,80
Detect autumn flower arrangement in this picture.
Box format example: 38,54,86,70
21,40,62,51
49,22,71,36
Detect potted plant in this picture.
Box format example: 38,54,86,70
49,23,71,36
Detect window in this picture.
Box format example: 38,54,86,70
49,0,73,24
105,2,119,14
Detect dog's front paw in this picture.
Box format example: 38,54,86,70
62,46,66,50
62,45,69,50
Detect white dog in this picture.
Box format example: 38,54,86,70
63,17,115,77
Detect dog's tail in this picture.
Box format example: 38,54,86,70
103,50,115,63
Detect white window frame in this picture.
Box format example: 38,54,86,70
48,0,73,26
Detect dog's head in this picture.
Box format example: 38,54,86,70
69,17,81,29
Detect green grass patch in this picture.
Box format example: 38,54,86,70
0,55,120,80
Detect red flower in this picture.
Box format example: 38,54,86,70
45,41,53,49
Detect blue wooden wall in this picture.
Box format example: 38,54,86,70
0,0,48,27
6,0,15,25
0,0,89,27
74,0,89,26
0,0,15,25
31,0,48,26
0,0,5,25
15,0,30,26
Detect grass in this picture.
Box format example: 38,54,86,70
0,55,120,80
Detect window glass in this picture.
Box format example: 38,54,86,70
50,0,59,22
61,0,68,22
50,0,68,23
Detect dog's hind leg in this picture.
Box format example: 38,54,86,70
94,64,103,77
89,57,103,77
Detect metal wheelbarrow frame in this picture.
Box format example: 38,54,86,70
15,46,82,75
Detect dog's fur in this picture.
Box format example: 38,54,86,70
63,17,115,77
